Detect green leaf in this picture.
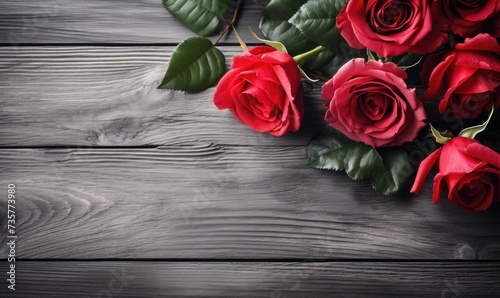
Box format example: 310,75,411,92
259,0,347,71
158,37,226,92
307,129,382,181
320,41,366,78
371,148,414,196
307,128,414,196
303,50,335,70
162,0,230,36
259,0,315,56
289,0,348,51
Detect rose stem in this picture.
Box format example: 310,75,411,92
213,0,242,47
293,46,326,64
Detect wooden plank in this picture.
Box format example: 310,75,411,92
1,261,499,297
0,0,263,44
1,147,499,259
0,46,324,147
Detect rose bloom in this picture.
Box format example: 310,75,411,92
432,0,500,38
321,58,427,148
411,137,500,212
421,34,500,119
337,0,448,57
213,46,303,137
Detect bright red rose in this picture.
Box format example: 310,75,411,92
213,46,303,137
432,0,500,38
337,0,448,57
321,58,427,148
421,34,500,119
411,137,500,212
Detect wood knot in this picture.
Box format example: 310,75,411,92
454,244,477,260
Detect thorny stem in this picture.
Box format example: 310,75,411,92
214,0,242,46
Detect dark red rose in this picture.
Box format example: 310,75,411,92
213,46,303,136
337,0,448,57
421,34,500,119
411,137,500,212
432,0,500,38
321,58,427,147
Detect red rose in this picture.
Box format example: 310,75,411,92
432,0,500,38
213,46,303,137
321,58,427,147
337,0,448,57
411,137,500,212
421,34,500,119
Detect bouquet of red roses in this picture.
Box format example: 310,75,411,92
159,0,500,212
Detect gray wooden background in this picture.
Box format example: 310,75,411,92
0,0,499,297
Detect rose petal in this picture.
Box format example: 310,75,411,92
433,172,445,204
336,6,366,49
321,79,336,103
465,142,500,169
421,53,455,100
453,52,500,73
438,137,487,174
213,69,242,109
440,67,478,113
411,147,442,194
452,174,495,212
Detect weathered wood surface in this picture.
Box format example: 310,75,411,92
0,46,324,147
1,147,499,259
1,1,500,296
0,0,264,44
1,261,499,297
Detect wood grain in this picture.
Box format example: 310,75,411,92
1,261,499,297
1,0,499,294
0,46,325,147
1,147,499,259
0,0,263,44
